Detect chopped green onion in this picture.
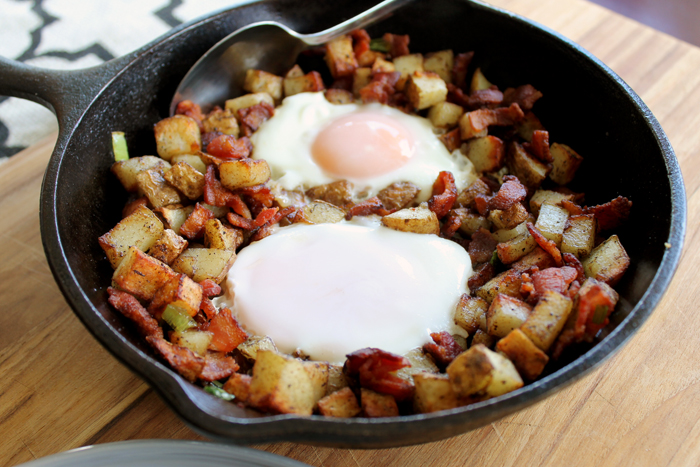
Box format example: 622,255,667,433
490,250,501,267
111,131,129,161
162,304,196,332
591,305,609,325
369,38,390,53
205,384,235,401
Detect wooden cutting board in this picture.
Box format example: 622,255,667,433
2,0,700,465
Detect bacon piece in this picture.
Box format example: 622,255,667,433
439,128,462,152
468,262,496,290
199,279,222,298
344,348,413,402
567,279,581,301
441,210,464,239
146,336,204,382
204,165,250,217
528,130,552,163
330,75,353,91
122,197,149,218
488,175,527,211
474,193,492,217
428,171,458,219
563,253,585,282
520,272,535,298
423,331,463,369
107,287,163,339
237,184,275,215
359,72,401,105
586,196,632,231
468,227,498,264
238,102,274,136
466,103,525,136
561,199,584,216
452,51,474,90
526,266,578,304
382,33,410,58
201,131,223,153
447,84,503,110
503,84,543,111
199,297,219,320
227,194,252,219
206,307,248,353
179,203,215,240
175,100,204,130
206,134,252,160
345,196,390,220
252,207,279,228
527,222,563,267
249,206,296,242
576,282,617,340
199,352,239,382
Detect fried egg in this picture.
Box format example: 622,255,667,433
216,217,472,364
251,92,477,202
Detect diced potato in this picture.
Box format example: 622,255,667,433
413,373,462,413
489,203,529,231
423,49,454,83
353,67,372,97
393,53,424,90
534,203,569,246
170,330,213,356
202,109,239,137
446,344,523,398
301,360,330,410
318,387,361,418
361,388,399,417
496,329,549,381
396,348,439,384
428,101,464,129
237,335,278,362
471,329,498,349
99,205,164,269
465,136,505,174
377,181,420,211
470,67,493,93
516,111,545,142
324,35,358,78
496,231,537,264
154,115,201,161
381,203,440,235
111,156,171,192
112,246,178,301
283,72,325,97
156,205,194,232
510,246,556,272
371,56,395,74
405,71,448,110
326,364,349,395
306,180,354,207
243,69,283,102
456,179,491,208
218,159,271,190
324,88,354,105
491,221,529,243
486,294,532,338
549,143,583,185
285,64,304,79
171,247,235,283
529,190,575,216
582,234,630,286
171,154,206,174
201,203,228,219
294,200,346,224
520,290,573,351
148,272,203,317
459,212,492,236
459,112,489,140
248,350,322,415
203,218,244,251
148,228,188,265
561,214,597,259
225,92,275,119
454,294,488,335
476,270,523,303
507,142,550,188
223,373,252,403
163,162,205,200
136,168,183,209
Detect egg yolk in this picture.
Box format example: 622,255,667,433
311,112,415,179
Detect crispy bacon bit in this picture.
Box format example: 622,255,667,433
237,184,275,215
488,175,527,211
199,279,222,298
204,165,250,217
439,128,462,152
468,262,496,290
201,131,223,153
520,272,535,297
441,210,464,239
561,199,584,216
467,103,525,135
503,84,543,111
252,207,279,228
199,352,239,382
249,206,296,243
468,228,498,264
428,171,458,219
350,28,371,44
527,222,563,267
567,279,581,301
576,282,617,340
175,100,204,130
345,196,390,220
122,197,148,218
206,307,248,353
238,102,275,137
586,196,632,231
525,266,578,304
423,331,463,368
107,287,163,339
474,193,491,217
206,134,252,160
452,51,474,89
528,130,552,162
344,348,413,401
382,33,410,58
447,84,503,110
199,297,218,320
179,203,215,240
146,336,204,382
563,253,585,282
330,76,353,91
359,72,401,105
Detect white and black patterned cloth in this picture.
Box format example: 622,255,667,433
0,0,247,161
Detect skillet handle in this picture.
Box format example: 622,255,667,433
0,54,136,136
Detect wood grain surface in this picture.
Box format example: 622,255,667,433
2,0,700,465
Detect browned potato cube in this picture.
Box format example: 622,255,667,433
203,218,244,251
148,229,188,265
283,71,325,97
516,111,545,142
470,67,493,93
171,247,235,283
486,294,532,338
456,178,491,208
520,290,573,351
302,360,330,409
534,203,569,247
285,64,304,79
99,204,164,269
496,231,537,264
529,190,575,216
318,387,361,418
154,115,201,161
459,212,492,236
237,335,278,362
471,329,498,349
202,109,239,137
371,56,395,74
507,142,550,188
396,348,439,384
549,143,583,185
459,112,489,140
112,246,178,301
112,156,171,192
454,294,489,335
361,388,399,417
377,181,420,211
324,35,358,78
170,330,213,356
171,154,206,174
511,246,556,272
306,180,354,207
464,136,505,172
225,92,274,119
405,71,448,110
428,101,464,129
413,373,462,413
424,49,454,83
489,202,529,230
476,270,523,303
562,214,597,259
381,203,440,235
393,53,424,90
582,234,630,286
491,221,530,243
243,69,283,102
163,162,205,200
223,373,252,403
353,67,372,97
136,168,183,209
324,88,354,105
326,364,349,395
446,344,523,398
148,273,203,318
219,159,271,190
294,200,346,225
156,205,194,232
496,329,549,381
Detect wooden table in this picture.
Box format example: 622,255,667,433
2,0,700,465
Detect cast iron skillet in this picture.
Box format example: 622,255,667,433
0,0,686,448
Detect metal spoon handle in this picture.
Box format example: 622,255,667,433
300,0,414,45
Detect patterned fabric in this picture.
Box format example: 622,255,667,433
0,0,247,161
